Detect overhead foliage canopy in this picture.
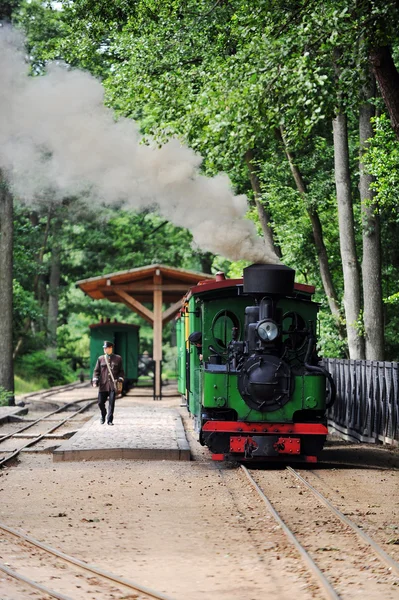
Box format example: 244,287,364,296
5,0,399,365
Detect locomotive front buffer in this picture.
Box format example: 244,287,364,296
202,421,328,462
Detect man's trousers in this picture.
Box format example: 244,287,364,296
98,390,116,423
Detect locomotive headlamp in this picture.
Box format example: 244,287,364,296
257,319,279,342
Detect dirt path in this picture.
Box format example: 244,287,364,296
0,389,397,599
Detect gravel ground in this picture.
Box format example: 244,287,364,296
0,388,397,599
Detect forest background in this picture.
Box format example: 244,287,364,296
1,0,399,400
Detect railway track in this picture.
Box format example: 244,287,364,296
0,520,176,600
0,385,98,467
19,381,90,402
241,465,399,599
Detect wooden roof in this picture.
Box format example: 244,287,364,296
76,264,215,304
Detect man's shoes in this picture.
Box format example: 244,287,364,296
100,418,105,424
107,421,114,426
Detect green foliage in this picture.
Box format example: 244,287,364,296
15,0,66,73
0,386,14,407
14,374,48,394
10,0,399,362
162,343,177,378
15,351,75,387
13,280,42,333
363,114,399,214
57,319,90,370
13,206,45,285
0,0,20,21
317,310,348,358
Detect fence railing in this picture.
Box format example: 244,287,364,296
322,359,399,446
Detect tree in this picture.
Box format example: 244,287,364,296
47,215,62,358
359,71,384,360
0,172,15,403
333,112,365,359
14,0,399,360
278,130,345,342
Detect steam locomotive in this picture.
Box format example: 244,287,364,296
176,263,335,462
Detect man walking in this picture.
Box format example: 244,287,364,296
92,341,124,425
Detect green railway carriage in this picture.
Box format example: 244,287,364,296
177,264,335,462
176,316,188,396
89,320,140,392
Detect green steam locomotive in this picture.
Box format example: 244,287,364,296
176,263,335,462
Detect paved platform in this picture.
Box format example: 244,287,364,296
0,406,28,423
53,405,191,462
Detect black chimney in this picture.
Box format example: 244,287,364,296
243,263,295,296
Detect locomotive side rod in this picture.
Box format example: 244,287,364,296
241,464,341,600
286,466,399,577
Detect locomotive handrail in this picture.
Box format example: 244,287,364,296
305,363,337,409
208,344,225,358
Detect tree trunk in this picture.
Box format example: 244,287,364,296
32,209,52,294
35,208,52,312
279,132,346,342
369,46,399,141
14,209,53,358
359,72,384,360
244,149,281,260
198,251,214,274
47,224,62,359
0,172,15,404
333,114,365,359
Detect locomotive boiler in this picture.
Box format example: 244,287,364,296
176,263,335,461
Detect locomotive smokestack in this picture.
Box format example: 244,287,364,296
243,263,295,296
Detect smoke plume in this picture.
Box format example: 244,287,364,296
0,25,279,264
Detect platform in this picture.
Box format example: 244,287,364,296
52,405,191,462
0,405,28,424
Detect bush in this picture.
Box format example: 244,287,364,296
15,351,75,387
0,387,14,407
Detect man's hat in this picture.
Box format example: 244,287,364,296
103,340,114,348
188,331,202,344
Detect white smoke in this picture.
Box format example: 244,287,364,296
0,25,279,264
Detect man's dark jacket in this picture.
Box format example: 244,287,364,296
93,354,124,392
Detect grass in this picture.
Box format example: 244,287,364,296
14,375,49,395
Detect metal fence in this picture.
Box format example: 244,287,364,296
322,359,399,446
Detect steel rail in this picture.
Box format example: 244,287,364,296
0,521,177,600
0,400,97,467
241,465,341,600
20,381,89,402
0,396,97,443
286,466,399,577
0,561,73,600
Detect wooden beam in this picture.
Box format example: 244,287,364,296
153,269,163,399
162,300,183,325
109,284,190,293
113,289,154,324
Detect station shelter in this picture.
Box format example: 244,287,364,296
76,264,214,398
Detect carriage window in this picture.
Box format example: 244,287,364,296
211,311,240,350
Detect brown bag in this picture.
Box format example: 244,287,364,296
116,380,123,396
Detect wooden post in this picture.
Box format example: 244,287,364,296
153,269,163,399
